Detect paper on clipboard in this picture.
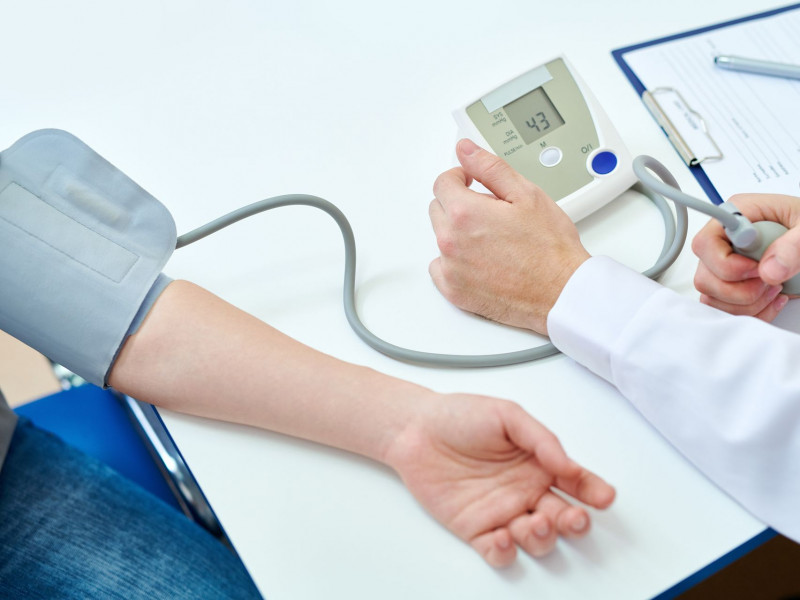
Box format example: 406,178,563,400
616,5,800,204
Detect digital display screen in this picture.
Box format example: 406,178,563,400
504,87,565,145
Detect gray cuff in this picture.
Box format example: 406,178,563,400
0,130,177,387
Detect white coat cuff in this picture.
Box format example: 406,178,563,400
547,256,662,381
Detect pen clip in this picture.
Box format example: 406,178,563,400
642,87,723,166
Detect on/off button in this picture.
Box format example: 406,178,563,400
539,146,562,167
590,150,618,175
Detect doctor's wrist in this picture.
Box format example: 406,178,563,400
528,250,591,335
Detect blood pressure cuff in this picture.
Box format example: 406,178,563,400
0,129,176,386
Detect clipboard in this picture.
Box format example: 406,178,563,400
612,3,800,206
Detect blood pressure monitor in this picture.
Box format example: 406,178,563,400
453,56,635,221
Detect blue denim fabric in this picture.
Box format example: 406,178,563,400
0,418,262,599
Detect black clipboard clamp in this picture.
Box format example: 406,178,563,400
612,2,800,205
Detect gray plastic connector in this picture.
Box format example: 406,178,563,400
718,202,760,252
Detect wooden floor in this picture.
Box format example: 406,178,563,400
0,330,61,407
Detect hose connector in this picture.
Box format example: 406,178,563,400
719,202,760,252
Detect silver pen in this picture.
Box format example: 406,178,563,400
714,55,800,80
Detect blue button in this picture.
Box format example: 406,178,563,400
591,151,618,175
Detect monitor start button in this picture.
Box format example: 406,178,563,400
591,151,618,175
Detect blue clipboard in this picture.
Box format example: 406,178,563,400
612,3,800,206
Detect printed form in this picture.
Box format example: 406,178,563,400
623,8,800,202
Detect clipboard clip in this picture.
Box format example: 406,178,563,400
642,87,723,167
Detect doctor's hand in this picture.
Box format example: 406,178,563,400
428,139,590,335
692,193,800,321
384,393,615,567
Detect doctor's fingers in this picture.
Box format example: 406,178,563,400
428,198,462,257
455,138,540,204
428,257,459,310
726,193,800,228
692,222,761,283
433,165,471,200
430,190,502,244
699,289,788,322
695,265,785,319
694,261,777,309
759,225,800,287
699,287,786,321
432,165,502,216
428,200,470,296
754,294,790,322
695,264,785,321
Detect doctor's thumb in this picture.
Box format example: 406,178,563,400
455,139,526,201
760,226,800,287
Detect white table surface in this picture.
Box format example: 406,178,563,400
2,1,791,598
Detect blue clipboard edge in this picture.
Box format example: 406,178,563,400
611,3,800,206
650,527,777,599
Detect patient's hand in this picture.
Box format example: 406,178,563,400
384,393,615,567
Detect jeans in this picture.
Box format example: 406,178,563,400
0,418,262,599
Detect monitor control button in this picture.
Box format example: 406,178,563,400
539,146,563,167
591,150,618,175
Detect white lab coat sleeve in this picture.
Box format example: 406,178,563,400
547,255,800,542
